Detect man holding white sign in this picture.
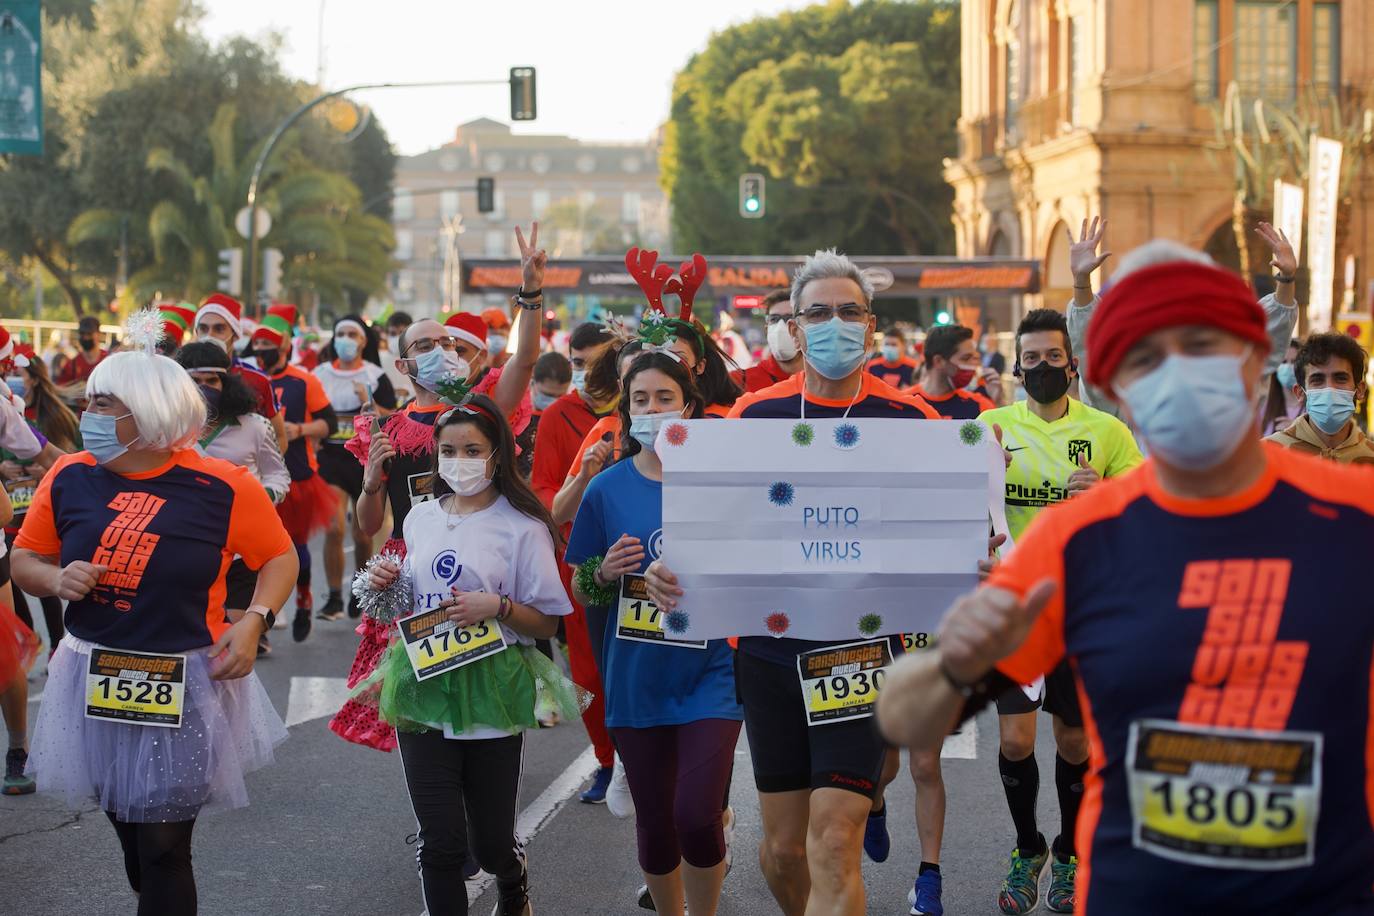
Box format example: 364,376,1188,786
647,249,994,916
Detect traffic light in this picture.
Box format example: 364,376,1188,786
510,67,537,121
739,173,765,219
262,248,284,299
476,177,496,214
217,248,243,297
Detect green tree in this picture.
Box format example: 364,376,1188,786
662,0,959,256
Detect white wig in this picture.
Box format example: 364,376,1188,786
87,351,206,451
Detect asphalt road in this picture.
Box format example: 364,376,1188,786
2,545,1068,916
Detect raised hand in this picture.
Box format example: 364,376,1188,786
1066,450,1101,496
1255,221,1297,277
1069,217,1112,285
937,579,1057,685
515,222,547,293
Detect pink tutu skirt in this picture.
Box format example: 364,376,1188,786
28,634,288,822
329,537,404,752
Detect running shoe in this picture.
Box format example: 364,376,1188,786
606,757,635,819
998,836,1049,915
1046,853,1077,913
463,850,481,880
317,593,344,622
347,593,362,619
579,765,612,804
909,870,943,916
863,804,891,862
292,606,312,643
3,748,34,795
491,866,532,915
636,884,655,910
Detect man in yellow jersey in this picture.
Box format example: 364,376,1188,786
979,308,1142,915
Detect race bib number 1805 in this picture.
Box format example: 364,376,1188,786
797,637,892,726
85,648,186,728
1127,719,1321,870
398,608,507,682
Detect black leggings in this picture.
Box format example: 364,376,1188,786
105,813,197,916
397,730,525,916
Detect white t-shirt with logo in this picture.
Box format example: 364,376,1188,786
402,492,572,739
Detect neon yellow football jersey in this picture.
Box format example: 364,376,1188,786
982,397,1144,541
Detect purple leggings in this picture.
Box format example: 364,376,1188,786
610,718,742,875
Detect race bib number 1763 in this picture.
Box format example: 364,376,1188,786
398,608,507,681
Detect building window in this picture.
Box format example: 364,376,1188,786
1004,35,1021,136
1067,17,1085,125
532,190,550,219
394,229,414,261
1194,0,1219,100
1235,1,1296,100
393,189,414,221
1313,2,1340,97
621,191,641,225
440,190,461,221
485,230,506,257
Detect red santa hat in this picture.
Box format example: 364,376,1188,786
444,312,488,350
196,293,244,338
252,303,299,347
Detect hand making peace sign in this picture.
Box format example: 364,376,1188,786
515,222,547,294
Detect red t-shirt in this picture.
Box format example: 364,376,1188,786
732,356,793,394
530,391,604,510
56,348,107,386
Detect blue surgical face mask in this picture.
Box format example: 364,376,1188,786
532,389,559,411
5,376,25,398
629,409,682,453
80,411,135,465
334,336,360,362
1116,351,1254,471
1276,362,1297,391
571,368,588,395
412,347,469,391
881,344,901,363
802,318,869,380
1304,386,1355,435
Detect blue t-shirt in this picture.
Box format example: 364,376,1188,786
566,458,742,729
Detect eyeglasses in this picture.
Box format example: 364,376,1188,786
764,313,791,327
403,335,461,356
797,304,871,325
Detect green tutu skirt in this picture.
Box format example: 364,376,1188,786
356,641,590,737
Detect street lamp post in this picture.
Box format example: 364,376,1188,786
243,78,510,317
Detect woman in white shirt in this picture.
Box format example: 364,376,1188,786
362,392,582,916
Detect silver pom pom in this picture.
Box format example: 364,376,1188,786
351,551,412,625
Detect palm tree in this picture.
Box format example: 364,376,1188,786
68,102,393,306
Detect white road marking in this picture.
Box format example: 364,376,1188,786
284,676,353,727
941,719,978,759
467,745,600,906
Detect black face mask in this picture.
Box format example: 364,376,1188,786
1021,362,1072,404
79,335,97,351
254,348,280,371
199,384,223,420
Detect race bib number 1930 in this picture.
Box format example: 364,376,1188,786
796,637,892,726
85,648,186,728
1127,719,1321,870
398,608,507,681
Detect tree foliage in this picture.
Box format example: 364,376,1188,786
662,0,959,256
0,0,396,314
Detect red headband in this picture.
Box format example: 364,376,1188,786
1085,260,1268,389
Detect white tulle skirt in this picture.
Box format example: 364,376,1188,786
27,634,288,822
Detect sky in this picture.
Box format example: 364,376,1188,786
198,0,815,156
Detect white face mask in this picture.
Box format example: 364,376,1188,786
438,455,495,496
199,334,229,353
767,318,798,362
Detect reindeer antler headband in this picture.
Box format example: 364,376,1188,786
626,248,708,322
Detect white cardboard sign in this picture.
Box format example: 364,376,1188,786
657,417,1006,642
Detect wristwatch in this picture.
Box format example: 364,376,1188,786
1274,273,1296,284
245,604,276,633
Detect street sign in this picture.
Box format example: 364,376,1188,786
235,206,272,240
0,2,43,156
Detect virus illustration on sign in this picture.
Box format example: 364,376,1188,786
834,423,860,449
665,610,690,634
766,612,790,636
857,613,883,637
768,481,796,507
663,422,689,447
791,422,815,446
959,420,985,446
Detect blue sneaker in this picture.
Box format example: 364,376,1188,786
579,765,612,804
909,870,943,916
862,805,890,863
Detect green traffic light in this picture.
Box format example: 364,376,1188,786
745,199,760,212
936,311,951,325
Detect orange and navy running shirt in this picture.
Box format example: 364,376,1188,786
729,373,940,665
988,443,1374,915
14,451,293,653
270,364,331,481
866,355,919,389
904,384,994,419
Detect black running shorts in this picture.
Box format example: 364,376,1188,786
994,659,1083,727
